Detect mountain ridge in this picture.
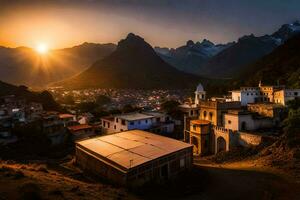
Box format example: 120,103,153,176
55,33,202,89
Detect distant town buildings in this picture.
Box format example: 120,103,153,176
230,82,300,106
0,95,100,146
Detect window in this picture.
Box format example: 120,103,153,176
108,122,110,128
190,110,194,116
180,158,185,168
116,118,119,123
295,92,298,96
156,117,161,122
103,121,106,127
209,112,213,120
228,120,231,124
193,125,197,131
121,120,126,125
203,111,207,119
114,125,116,129
130,121,134,125
145,119,148,124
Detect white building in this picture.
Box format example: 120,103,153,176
195,83,206,105
179,83,205,117
274,89,300,105
101,112,174,135
230,82,299,106
224,110,274,131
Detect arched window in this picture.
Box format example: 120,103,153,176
209,112,213,120
203,111,207,119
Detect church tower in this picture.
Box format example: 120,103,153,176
195,83,206,105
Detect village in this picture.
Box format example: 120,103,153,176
0,82,299,188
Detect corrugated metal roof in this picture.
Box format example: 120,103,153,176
76,130,192,170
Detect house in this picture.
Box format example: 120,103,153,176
59,113,77,127
78,113,94,124
274,89,300,105
75,130,193,187
101,112,174,135
68,124,96,141
41,112,66,145
224,110,274,131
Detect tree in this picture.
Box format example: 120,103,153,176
283,99,300,148
95,95,111,106
122,104,139,113
77,102,98,113
161,100,180,114
61,95,75,105
160,100,183,119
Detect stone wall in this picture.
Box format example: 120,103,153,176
237,132,263,147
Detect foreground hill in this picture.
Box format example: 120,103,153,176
0,81,60,110
57,33,201,89
239,34,300,88
0,43,116,88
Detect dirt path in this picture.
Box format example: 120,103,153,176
188,157,300,200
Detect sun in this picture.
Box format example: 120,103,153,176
35,43,49,55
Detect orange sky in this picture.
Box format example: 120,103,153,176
1,1,299,49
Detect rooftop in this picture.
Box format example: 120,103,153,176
76,130,192,171
68,124,92,132
116,113,154,121
179,104,198,109
190,119,211,125
59,114,75,119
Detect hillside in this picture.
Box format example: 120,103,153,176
189,21,300,78
0,81,60,111
0,43,116,88
240,34,300,88
57,33,201,89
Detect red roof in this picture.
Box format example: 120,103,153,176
68,124,92,132
59,114,75,119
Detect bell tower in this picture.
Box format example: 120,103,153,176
195,83,206,105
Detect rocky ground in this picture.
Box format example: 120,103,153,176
1,152,300,200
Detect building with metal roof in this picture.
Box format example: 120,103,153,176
75,130,193,186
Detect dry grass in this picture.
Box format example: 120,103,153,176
0,161,137,200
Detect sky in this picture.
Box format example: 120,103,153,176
1,0,300,49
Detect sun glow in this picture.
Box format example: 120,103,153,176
35,43,49,55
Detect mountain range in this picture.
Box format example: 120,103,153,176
0,21,299,91
0,43,116,88
55,33,201,89
154,39,234,74
155,21,300,78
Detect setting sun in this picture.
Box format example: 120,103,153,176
35,43,49,55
